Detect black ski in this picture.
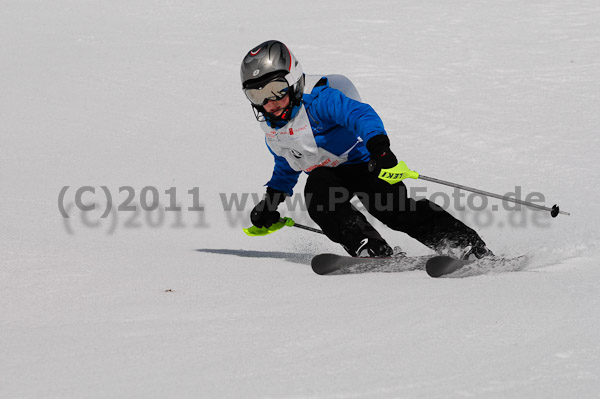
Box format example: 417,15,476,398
312,253,528,277
425,256,469,277
311,253,431,275
426,255,529,278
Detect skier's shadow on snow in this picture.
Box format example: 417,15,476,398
195,248,313,265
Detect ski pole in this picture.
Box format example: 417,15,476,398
374,161,570,217
244,217,324,236
417,174,569,217
285,219,325,235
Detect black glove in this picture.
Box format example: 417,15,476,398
250,187,287,228
366,134,398,173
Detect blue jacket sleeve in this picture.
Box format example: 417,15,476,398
312,87,387,143
265,145,301,196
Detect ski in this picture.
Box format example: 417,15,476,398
425,255,529,278
312,253,529,277
311,253,431,275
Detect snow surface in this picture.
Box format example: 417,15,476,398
2,0,600,398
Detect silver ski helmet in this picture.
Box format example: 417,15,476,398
241,40,304,122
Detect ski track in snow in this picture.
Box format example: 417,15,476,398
1,0,599,398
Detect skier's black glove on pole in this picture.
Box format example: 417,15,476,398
366,134,398,173
250,187,287,228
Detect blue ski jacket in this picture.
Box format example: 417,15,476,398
265,77,388,196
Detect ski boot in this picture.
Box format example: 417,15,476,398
461,244,494,260
349,238,394,258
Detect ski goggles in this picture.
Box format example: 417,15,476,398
244,79,290,106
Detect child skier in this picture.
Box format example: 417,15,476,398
241,40,492,259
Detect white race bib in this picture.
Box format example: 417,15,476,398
262,105,360,172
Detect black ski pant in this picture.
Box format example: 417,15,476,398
304,162,485,253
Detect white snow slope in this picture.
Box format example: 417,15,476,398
2,1,600,398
